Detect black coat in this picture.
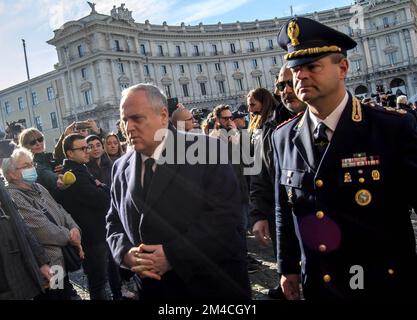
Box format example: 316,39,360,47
0,181,49,299
249,105,295,226
86,154,113,187
56,160,110,247
272,93,417,299
106,130,251,300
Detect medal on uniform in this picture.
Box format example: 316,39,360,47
355,189,372,206
344,172,352,183
371,170,380,181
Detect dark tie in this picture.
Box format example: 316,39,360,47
313,122,329,161
142,158,155,200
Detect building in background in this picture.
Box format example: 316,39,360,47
1,0,417,140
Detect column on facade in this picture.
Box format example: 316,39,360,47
362,38,373,71
206,61,217,99
408,29,417,63
222,60,232,98
242,57,251,93
90,62,101,105
261,56,270,89
110,59,122,100
398,31,409,62
204,62,214,99
405,73,415,97
68,68,81,111
374,36,385,67
97,60,116,104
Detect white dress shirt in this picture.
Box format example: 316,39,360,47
140,128,168,187
308,91,349,141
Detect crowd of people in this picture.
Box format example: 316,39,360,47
1,15,417,301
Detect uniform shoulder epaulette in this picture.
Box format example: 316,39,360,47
276,111,305,129
367,105,408,116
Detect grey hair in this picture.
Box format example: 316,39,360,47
1,147,33,182
121,83,168,113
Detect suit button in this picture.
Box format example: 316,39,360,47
315,179,324,188
359,177,365,183
316,211,325,219
323,274,332,283
388,269,395,275
319,244,327,252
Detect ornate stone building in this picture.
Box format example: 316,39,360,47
1,0,417,140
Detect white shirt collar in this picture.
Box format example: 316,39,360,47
140,128,169,163
308,91,349,140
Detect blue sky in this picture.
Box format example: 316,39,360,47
0,0,353,90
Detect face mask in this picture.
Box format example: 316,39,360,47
22,167,38,184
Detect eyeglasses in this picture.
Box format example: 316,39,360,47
71,146,92,152
276,79,293,92
220,116,233,121
28,136,44,146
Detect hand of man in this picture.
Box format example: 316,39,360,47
252,219,270,246
64,122,76,136
57,174,70,190
135,244,172,276
94,179,104,187
53,164,64,174
87,119,100,134
69,228,81,246
123,246,160,280
39,264,52,288
281,274,301,300
77,245,85,260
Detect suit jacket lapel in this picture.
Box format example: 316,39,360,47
293,112,318,171
125,151,142,215
145,131,180,208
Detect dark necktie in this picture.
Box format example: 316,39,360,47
142,158,155,200
313,122,329,161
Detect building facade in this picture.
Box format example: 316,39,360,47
1,0,417,140
0,72,66,151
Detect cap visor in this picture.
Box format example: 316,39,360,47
287,52,333,68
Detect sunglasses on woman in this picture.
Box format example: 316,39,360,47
28,136,44,146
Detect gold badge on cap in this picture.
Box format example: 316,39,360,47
288,20,300,46
355,189,372,206
371,170,380,181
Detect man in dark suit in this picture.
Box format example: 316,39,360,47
106,83,250,301
273,17,417,299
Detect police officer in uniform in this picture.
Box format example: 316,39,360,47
273,17,417,299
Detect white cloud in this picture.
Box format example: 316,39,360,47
32,0,253,29
171,0,253,24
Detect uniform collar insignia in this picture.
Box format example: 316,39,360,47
352,96,362,122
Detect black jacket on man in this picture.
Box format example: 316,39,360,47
56,160,110,247
106,130,251,300
272,94,417,299
249,104,294,228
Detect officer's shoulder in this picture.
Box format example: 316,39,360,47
276,111,305,130
365,104,408,118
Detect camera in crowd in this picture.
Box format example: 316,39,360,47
190,108,210,125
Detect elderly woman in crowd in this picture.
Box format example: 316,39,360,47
2,148,83,300
103,133,124,162
19,128,63,197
